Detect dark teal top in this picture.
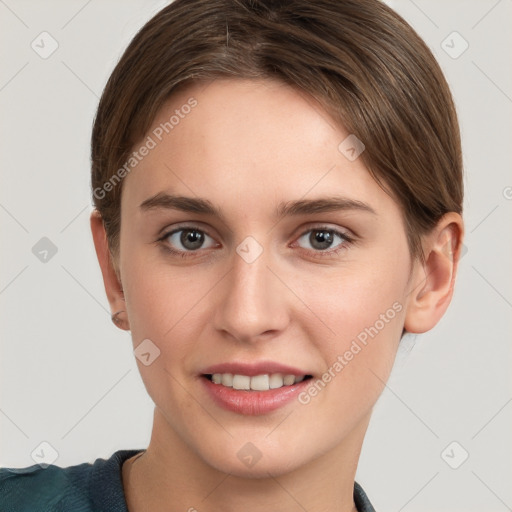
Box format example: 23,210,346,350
0,449,376,511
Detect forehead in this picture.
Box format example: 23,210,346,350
121,78,397,220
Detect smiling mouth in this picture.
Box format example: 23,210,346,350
202,373,313,391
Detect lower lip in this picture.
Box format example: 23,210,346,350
201,376,312,415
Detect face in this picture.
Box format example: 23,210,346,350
116,78,416,477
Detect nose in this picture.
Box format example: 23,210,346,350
213,240,290,344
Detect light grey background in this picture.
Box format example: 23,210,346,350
1,1,511,511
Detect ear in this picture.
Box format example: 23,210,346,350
90,210,130,331
404,212,464,334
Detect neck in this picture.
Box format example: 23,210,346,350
123,408,370,512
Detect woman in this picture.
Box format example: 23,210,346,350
0,0,464,510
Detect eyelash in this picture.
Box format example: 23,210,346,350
157,225,355,260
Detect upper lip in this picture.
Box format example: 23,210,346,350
200,361,311,377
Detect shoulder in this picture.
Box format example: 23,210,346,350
0,449,144,512
0,461,93,512
354,480,376,512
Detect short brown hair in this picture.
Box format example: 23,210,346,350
91,0,463,265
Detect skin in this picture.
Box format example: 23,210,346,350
91,78,464,512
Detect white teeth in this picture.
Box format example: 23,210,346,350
221,373,233,386
232,374,251,390
269,373,284,389
283,374,295,386
250,374,269,391
209,373,306,391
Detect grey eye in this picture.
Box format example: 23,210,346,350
297,229,346,251
165,229,216,251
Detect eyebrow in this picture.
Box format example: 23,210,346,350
139,192,377,219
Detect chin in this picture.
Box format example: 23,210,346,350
195,436,311,479
208,453,304,479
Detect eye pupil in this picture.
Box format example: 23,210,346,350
181,229,204,250
311,230,334,250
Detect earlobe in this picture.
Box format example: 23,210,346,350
404,212,464,334
90,210,130,331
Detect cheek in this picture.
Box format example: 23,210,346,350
310,256,405,335
289,297,403,438
122,258,212,389
121,241,203,336
125,274,194,350
304,263,406,392
122,269,200,414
